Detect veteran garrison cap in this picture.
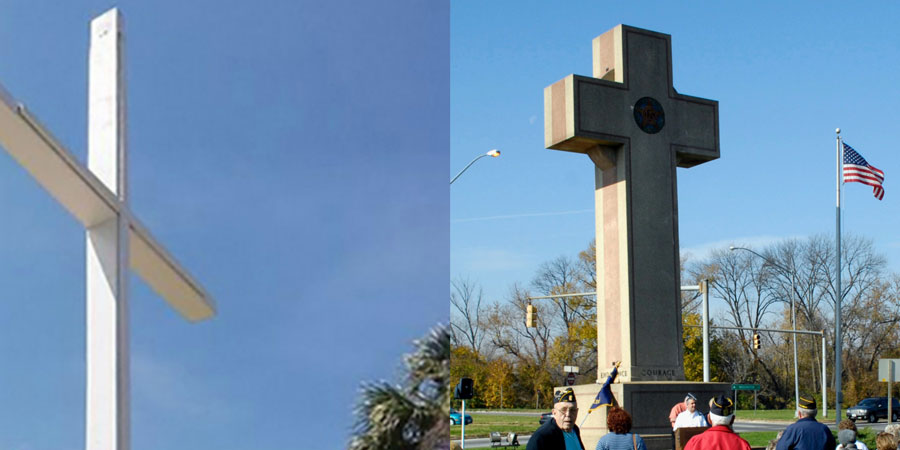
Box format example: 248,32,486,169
709,394,734,416
798,394,817,410
554,388,576,404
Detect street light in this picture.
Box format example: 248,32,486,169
730,245,800,416
450,149,500,185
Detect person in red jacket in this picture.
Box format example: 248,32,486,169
684,395,751,450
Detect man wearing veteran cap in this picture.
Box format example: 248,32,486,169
684,395,751,450
526,388,585,450
775,394,835,450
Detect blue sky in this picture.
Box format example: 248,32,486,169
0,2,447,449
452,2,900,303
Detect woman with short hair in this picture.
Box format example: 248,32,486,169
595,407,646,450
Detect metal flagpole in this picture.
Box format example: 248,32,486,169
822,331,827,418
790,270,800,416
702,280,710,382
835,128,843,425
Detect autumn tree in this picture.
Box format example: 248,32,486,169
680,262,727,382
450,233,900,410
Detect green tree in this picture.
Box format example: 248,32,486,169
482,358,513,408
681,312,726,381
348,324,450,450
449,345,487,407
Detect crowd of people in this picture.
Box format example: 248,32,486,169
525,388,900,450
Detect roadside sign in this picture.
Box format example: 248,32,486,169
566,372,576,386
879,359,900,382
564,365,580,373
732,383,761,391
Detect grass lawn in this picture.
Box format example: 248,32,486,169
451,414,542,439
734,409,797,421
737,431,778,447
465,408,545,413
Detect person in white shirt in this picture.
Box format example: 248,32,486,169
673,395,709,430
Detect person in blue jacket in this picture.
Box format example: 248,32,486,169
775,395,835,450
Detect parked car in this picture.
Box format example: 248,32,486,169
846,397,900,423
539,412,553,425
450,408,473,425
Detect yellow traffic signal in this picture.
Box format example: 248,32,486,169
753,332,760,349
526,304,537,328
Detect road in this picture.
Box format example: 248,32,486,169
455,419,899,448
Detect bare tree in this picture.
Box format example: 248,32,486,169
531,255,595,332
686,234,896,407
482,284,552,365
690,247,786,399
681,255,703,316
696,248,781,330
450,277,485,352
577,241,597,291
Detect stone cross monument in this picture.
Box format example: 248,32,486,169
544,25,729,449
0,9,214,450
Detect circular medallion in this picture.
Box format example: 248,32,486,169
633,97,665,134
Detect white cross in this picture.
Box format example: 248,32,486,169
0,9,214,450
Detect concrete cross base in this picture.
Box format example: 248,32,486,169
563,381,732,450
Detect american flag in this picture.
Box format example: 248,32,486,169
843,142,885,200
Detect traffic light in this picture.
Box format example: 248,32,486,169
455,377,474,400
526,304,537,328
753,332,760,349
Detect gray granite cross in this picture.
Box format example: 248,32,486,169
544,25,719,382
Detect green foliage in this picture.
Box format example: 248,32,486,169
449,344,556,410
482,359,513,408
682,312,727,382
450,346,488,408
349,324,450,450
854,427,877,450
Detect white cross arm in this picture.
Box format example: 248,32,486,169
0,83,215,321
0,85,118,226
129,216,215,321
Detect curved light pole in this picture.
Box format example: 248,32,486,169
730,245,800,416
451,149,500,185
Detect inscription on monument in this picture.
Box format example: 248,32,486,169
640,368,677,377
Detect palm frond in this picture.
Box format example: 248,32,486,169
348,323,451,450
